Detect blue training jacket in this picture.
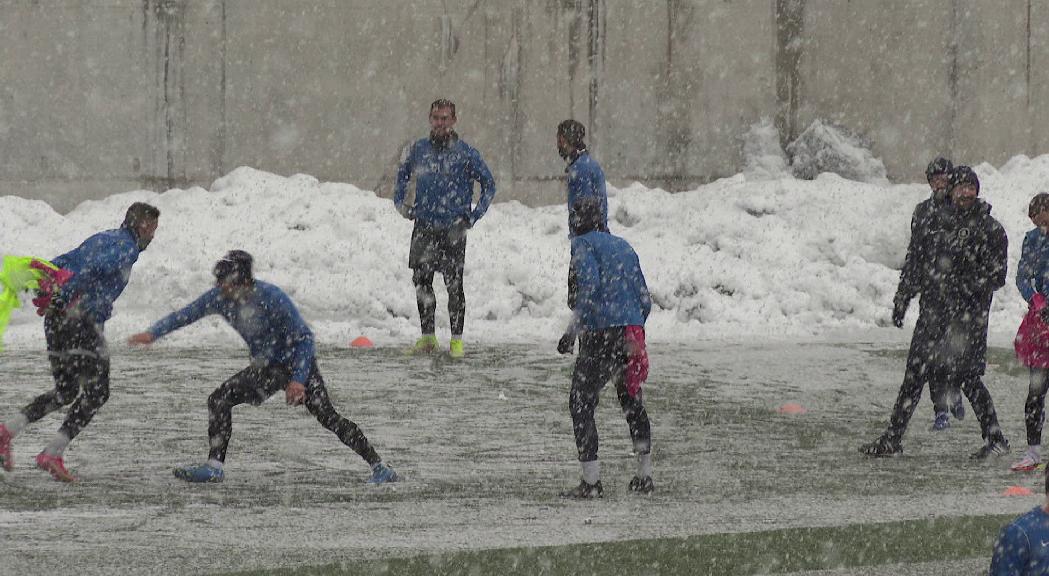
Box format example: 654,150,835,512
147,281,316,383
566,151,608,234
1016,227,1049,303
569,231,651,333
52,226,142,324
394,137,496,227
989,506,1049,576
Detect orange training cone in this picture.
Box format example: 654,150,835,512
1002,485,1034,497
776,403,807,415
349,336,374,348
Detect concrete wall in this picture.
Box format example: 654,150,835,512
1,0,1048,213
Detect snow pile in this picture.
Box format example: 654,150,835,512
787,119,889,184
2,156,1047,349
742,118,790,180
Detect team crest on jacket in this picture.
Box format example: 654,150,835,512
957,227,971,240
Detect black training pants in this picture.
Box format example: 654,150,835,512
888,363,1003,443
22,312,110,441
413,268,465,336
206,359,381,466
569,327,651,462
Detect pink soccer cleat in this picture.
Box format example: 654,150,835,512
0,424,12,472
35,452,77,483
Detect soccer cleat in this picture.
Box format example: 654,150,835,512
628,475,654,494
366,462,399,484
35,452,77,483
560,479,603,499
930,412,950,431
1009,454,1041,472
449,338,465,359
412,335,439,354
971,436,1010,460
173,463,224,483
0,424,13,472
950,394,965,420
859,435,903,457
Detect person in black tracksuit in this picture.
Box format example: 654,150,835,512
892,157,966,431
863,166,1009,458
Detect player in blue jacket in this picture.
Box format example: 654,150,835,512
989,472,1049,575
128,251,397,485
557,197,653,499
557,119,608,236
394,99,496,359
0,202,160,482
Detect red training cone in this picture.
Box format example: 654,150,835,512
349,336,374,348
1002,485,1034,497
776,403,807,415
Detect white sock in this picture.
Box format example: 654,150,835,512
3,413,29,437
1028,445,1041,461
581,460,600,485
207,459,224,470
638,452,653,479
43,432,70,457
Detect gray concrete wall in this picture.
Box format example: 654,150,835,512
1,0,1048,213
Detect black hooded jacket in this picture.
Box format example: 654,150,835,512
907,198,1007,376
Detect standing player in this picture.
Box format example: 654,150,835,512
558,197,653,498
393,99,496,359
128,250,398,484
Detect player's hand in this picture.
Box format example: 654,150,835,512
398,204,416,220
557,333,575,355
891,296,908,328
285,381,306,406
127,332,155,346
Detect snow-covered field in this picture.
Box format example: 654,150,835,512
4,154,1049,574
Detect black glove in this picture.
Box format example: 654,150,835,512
1039,305,1049,325
398,204,416,220
449,216,471,242
47,294,67,316
557,333,575,355
892,295,908,328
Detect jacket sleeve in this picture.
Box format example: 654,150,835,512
988,523,1028,576
393,142,415,211
895,205,924,302
566,240,599,335
952,221,1008,303
1016,232,1038,303
467,148,497,225
273,291,316,383
148,289,220,340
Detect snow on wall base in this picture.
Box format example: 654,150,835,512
1,160,1043,350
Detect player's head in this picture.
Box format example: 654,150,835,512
213,250,254,298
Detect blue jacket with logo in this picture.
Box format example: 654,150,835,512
1016,227,1049,303
568,231,650,333
147,281,316,383
52,226,142,324
566,151,608,234
394,136,497,227
990,506,1049,576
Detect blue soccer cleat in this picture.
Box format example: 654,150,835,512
931,412,950,431
366,462,399,484
173,463,224,483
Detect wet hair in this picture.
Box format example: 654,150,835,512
925,157,953,181
558,119,586,150
213,250,254,285
569,196,604,236
1030,193,1049,218
948,165,980,194
430,99,456,117
122,202,160,228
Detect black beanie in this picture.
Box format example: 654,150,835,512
949,165,980,194
925,157,953,181
213,250,253,284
